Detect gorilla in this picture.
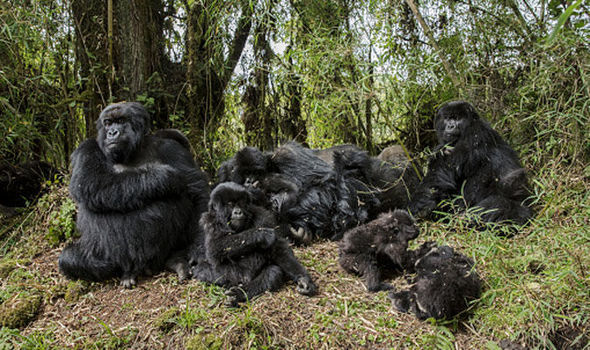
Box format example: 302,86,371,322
0,161,58,208
338,210,418,292
409,101,532,225
58,102,210,288
217,143,371,244
315,144,421,216
191,182,317,306
388,241,482,320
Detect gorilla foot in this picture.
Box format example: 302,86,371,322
224,286,247,307
295,276,317,296
120,276,137,289
290,226,312,244
166,257,190,282
388,290,412,313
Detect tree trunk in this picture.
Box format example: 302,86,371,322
72,0,170,134
242,0,276,150
71,0,109,138
186,0,253,136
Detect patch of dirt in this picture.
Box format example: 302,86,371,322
548,323,589,350
12,241,494,349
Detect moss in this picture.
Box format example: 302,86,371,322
185,333,222,350
0,291,42,329
153,307,180,333
64,280,88,303
0,260,18,279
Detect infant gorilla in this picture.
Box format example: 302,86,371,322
338,210,419,292
191,182,317,306
388,241,482,320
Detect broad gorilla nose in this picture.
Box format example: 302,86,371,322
107,128,120,139
446,120,457,132
232,207,243,218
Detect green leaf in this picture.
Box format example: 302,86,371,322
546,0,583,44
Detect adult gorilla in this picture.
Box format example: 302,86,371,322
59,102,209,288
409,101,531,225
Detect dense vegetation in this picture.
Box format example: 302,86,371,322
1,0,588,349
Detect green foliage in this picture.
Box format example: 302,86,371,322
44,198,77,246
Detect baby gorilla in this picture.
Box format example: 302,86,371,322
338,210,419,292
388,241,482,320
192,182,317,306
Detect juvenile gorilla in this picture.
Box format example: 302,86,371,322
338,210,418,292
192,182,317,307
409,101,532,225
388,241,482,320
59,102,209,288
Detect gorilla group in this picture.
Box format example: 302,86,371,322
57,99,528,320
217,141,419,244
410,100,532,225
59,102,210,288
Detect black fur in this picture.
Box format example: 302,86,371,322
272,142,374,243
388,241,482,320
217,143,371,244
409,101,532,225
192,182,317,306
315,144,421,216
58,102,209,288
0,161,58,208
338,210,418,292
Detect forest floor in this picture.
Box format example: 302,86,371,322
0,164,589,349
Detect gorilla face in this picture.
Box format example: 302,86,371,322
434,101,478,146
262,174,299,214
96,102,150,163
210,183,254,232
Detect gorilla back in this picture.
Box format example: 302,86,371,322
59,102,209,287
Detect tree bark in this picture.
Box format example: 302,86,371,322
186,0,253,135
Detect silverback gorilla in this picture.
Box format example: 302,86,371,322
409,101,532,225
59,102,209,288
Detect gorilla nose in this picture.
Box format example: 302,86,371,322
446,121,456,131
107,129,120,139
232,207,242,216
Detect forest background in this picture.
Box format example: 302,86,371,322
0,0,588,349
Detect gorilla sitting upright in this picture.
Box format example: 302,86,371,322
59,102,210,288
191,182,317,306
409,101,532,225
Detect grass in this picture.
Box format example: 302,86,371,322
0,160,588,349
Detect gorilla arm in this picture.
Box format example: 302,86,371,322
202,213,277,264
69,139,186,213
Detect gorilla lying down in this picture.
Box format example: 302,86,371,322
218,143,371,244
338,210,419,292
410,101,532,226
338,209,482,320
217,141,418,244
191,182,317,307
59,102,210,288
388,241,482,320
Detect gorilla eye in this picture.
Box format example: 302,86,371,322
227,201,234,207
103,119,113,126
